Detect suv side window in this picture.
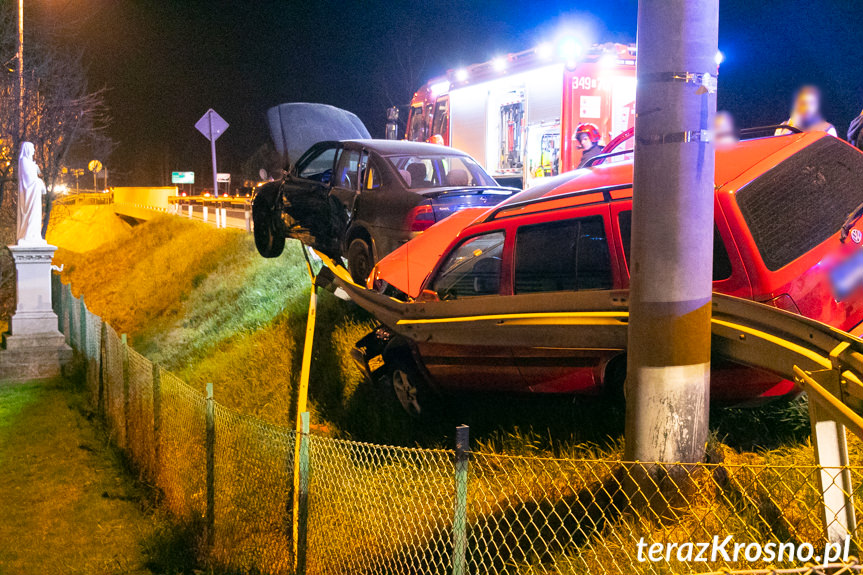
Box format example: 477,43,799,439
432,232,505,299
514,216,612,293
618,210,732,281
298,147,338,183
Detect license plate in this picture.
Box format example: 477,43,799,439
830,250,863,300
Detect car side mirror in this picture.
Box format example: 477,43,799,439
417,289,440,302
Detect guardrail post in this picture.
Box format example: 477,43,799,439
203,202,208,223
187,201,193,219
295,411,310,575
121,333,130,450
804,365,857,544
453,424,469,575
205,382,215,550
244,201,251,232
152,363,162,483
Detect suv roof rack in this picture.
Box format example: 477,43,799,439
584,149,634,168
738,124,802,138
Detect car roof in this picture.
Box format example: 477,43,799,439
342,139,472,157
490,132,818,214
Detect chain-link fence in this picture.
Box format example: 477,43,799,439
53,274,863,575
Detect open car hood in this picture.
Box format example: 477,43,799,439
267,103,370,167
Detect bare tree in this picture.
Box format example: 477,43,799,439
0,3,112,234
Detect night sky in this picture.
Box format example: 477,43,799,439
28,0,863,185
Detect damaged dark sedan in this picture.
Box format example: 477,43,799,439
253,105,516,283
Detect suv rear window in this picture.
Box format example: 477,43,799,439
618,211,732,281
735,137,863,271
514,216,612,293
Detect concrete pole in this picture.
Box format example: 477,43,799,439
624,0,718,464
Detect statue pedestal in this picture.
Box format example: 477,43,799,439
0,243,71,381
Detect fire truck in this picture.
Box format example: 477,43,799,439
405,42,637,188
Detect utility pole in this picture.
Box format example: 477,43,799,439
17,0,24,142
624,0,719,464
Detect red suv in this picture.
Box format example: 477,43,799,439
355,132,863,416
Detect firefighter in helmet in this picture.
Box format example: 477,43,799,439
575,123,603,168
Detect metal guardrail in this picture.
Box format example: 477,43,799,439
168,195,252,207
170,195,252,230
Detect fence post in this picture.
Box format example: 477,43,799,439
63,283,72,345
99,322,107,418
152,363,162,483
296,411,310,575
79,295,87,353
453,425,470,575
121,333,130,450
205,382,215,550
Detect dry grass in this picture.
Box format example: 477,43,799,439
47,204,132,253
50,206,379,434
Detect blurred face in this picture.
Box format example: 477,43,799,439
794,90,820,120
714,112,736,144
577,134,592,149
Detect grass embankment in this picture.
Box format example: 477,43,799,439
49,207,406,440
0,380,154,574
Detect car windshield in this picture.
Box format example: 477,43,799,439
386,154,498,190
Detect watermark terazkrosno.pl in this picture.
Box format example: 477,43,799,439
637,536,851,565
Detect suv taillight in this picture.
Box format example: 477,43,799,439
406,203,435,232
762,294,801,314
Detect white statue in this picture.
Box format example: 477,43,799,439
17,142,47,245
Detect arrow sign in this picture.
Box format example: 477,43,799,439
195,109,229,142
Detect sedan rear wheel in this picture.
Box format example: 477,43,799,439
347,238,374,285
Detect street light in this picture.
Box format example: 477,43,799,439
17,0,24,141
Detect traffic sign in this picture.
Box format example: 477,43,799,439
195,109,229,142
196,109,229,228
172,171,195,184
88,159,103,173
216,173,231,183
